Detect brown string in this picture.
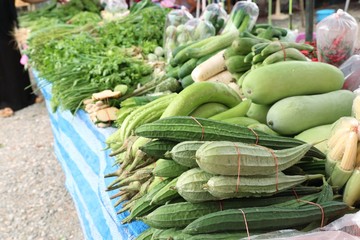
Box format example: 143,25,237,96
278,40,287,61
190,116,205,140
233,143,242,193
248,128,259,145
239,209,250,240
293,189,325,227
301,200,325,227
267,148,279,192
218,200,224,211
292,188,299,199
255,145,279,192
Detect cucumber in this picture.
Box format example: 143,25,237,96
178,58,198,79
242,61,345,105
223,46,238,60
180,75,194,89
294,124,333,154
267,90,356,136
173,31,237,65
231,37,268,55
166,66,181,78
225,55,251,73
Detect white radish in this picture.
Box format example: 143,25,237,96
191,50,226,82
206,70,234,84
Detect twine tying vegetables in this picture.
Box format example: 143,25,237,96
248,127,259,145
238,209,251,240
257,145,280,192
277,40,287,61
233,143,242,193
190,116,206,141
293,189,325,227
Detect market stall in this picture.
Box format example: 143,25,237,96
18,0,360,239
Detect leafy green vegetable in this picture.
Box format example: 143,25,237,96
19,0,101,23
23,2,168,113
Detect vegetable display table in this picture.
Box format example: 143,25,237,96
34,71,148,240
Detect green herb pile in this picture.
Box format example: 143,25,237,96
19,0,101,23
24,1,168,113
98,5,168,54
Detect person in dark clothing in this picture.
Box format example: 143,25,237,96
0,0,46,117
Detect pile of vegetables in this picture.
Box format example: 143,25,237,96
101,2,360,238
104,80,355,239
24,0,168,113
20,0,360,238
19,0,101,23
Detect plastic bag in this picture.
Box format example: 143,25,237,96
163,7,194,62
102,0,128,12
200,3,228,34
182,18,216,42
316,9,359,67
340,55,360,91
238,211,360,240
222,0,259,33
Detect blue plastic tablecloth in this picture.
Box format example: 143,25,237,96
34,72,148,240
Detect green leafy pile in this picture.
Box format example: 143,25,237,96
67,11,102,25
19,0,101,23
98,5,169,54
25,2,168,113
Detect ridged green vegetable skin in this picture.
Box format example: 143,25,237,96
135,116,325,159
183,201,349,234
195,141,312,176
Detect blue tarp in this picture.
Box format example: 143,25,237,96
35,72,148,240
